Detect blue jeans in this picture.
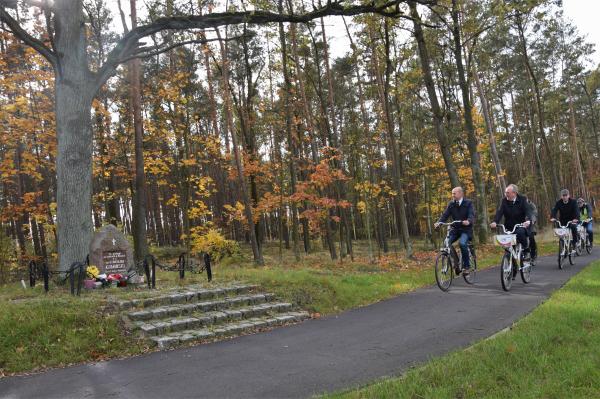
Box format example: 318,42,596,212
584,222,593,243
448,230,471,269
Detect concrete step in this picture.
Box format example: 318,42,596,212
149,311,310,349
126,293,276,322
115,284,258,310
134,302,293,337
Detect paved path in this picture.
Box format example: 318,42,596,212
1,249,598,399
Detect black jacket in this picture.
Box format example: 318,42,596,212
438,198,475,235
493,194,532,231
551,198,580,225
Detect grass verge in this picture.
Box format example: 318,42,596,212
325,259,600,399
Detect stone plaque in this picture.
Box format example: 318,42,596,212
89,225,133,274
102,250,128,273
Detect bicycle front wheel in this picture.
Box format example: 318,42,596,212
520,256,532,284
575,238,582,256
558,240,564,269
586,236,593,254
568,240,575,265
463,246,477,285
435,252,453,292
501,252,513,291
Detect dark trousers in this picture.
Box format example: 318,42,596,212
515,227,529,252
448,230,471,269
529,233,537,259
569,224,579,245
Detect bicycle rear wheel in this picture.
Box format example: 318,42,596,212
435,252,453,292
501,252,513,291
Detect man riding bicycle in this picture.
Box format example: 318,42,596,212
550,189,580,249
490,184,532,258
434,187,475,275
577,197,593,244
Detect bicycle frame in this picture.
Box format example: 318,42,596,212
494,224,525,266
554,221,576,258
438,221,463,261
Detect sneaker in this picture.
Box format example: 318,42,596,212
463,268,470,276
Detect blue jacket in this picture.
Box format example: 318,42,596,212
438,198,475,236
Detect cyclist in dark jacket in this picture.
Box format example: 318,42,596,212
435,187,475,274
551,189,580,247
490,184,532,256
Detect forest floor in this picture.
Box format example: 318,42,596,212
0,231,563,375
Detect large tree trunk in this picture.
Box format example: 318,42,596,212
451,0,488,242
409,2,460,189
473,65,506,200
278,4,301,261
54,0,94,271
516,14,560,198
129,0,149,261
567,83,587,199
370,20,412,257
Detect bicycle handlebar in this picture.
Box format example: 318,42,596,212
494,223,527,234
553,221,577,228
436,221,463,226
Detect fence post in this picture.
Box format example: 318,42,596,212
178,253,186,280
42,262,49,293
29,260,36,288
143,258,151,289
204,253,212,282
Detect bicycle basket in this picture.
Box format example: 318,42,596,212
495,234,516,247
554,228,569,237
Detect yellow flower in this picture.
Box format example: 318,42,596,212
86,265,100,279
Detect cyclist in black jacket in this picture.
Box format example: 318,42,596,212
434,187,475,275
551,189,580,248
490,184,532,256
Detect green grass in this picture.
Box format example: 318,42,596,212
325,259,600,399
0,233,565,375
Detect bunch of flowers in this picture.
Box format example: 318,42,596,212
84,265,128,289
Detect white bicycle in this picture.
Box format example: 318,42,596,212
576,218,593,255
494,223,533,291
434,221,477,292
553,221,577,269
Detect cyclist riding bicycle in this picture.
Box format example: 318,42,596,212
490,184,532,258
577,197,593,244
434,186,475,276
550,189,580,249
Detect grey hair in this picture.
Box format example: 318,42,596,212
507,184,519,193
560,188,569,196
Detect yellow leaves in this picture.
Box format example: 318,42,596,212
357,201,367,214
180,158,197,167
166,194,179,207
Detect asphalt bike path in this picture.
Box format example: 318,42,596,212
2,248,598,398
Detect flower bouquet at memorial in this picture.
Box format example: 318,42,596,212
107,273,128,287
84,266,100,289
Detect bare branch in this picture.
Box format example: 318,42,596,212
0,6,57,68
93,0,435,94
117,35,243,64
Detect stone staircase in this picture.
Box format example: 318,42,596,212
116,284,309,349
